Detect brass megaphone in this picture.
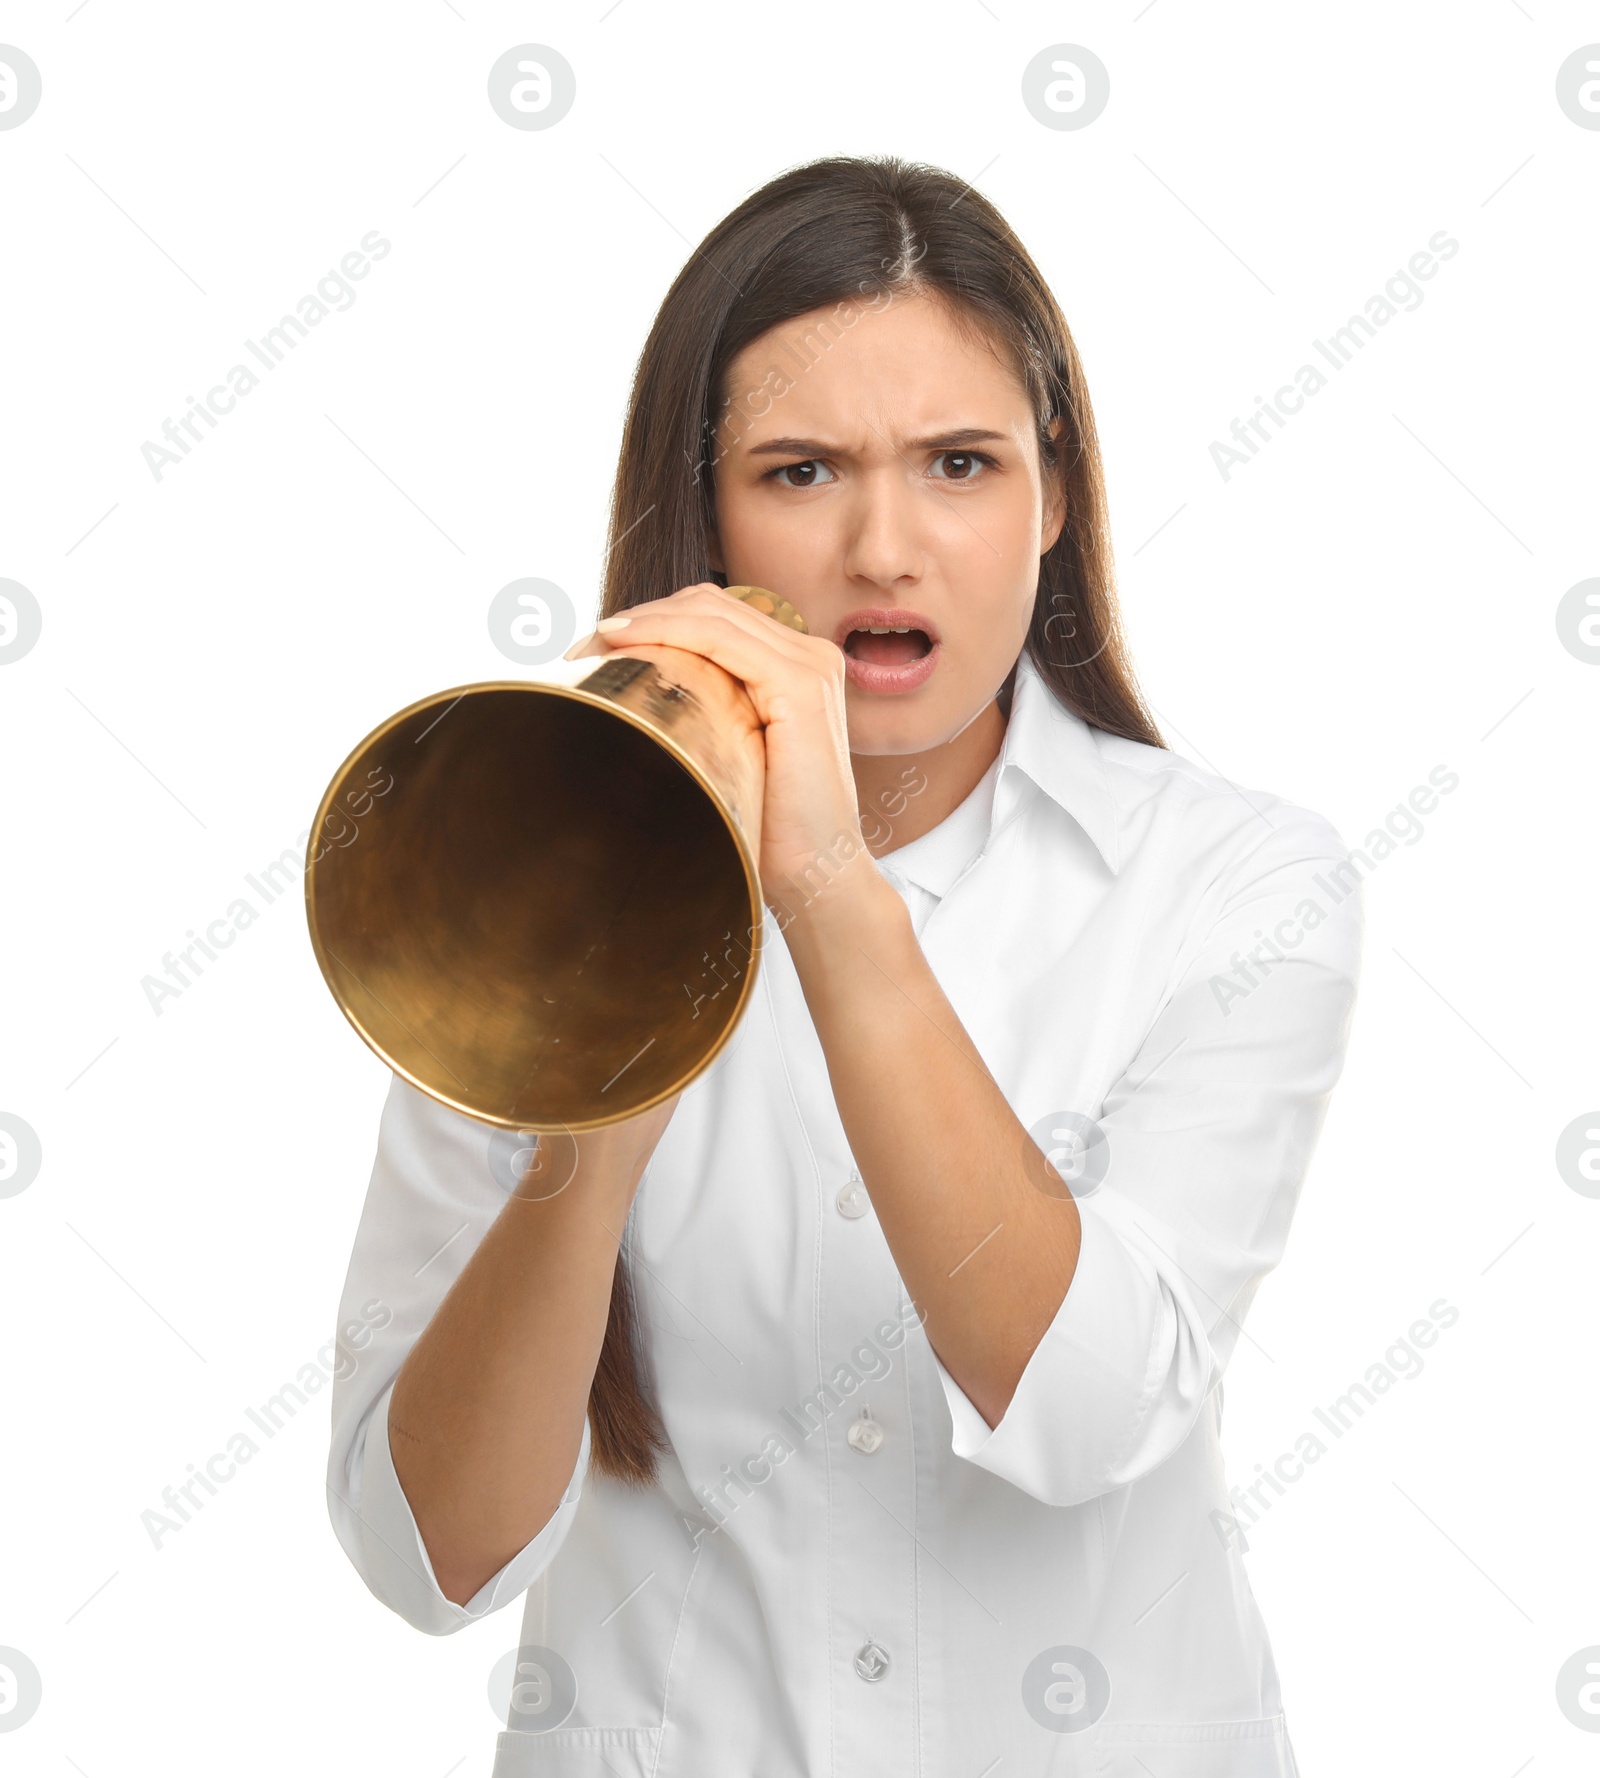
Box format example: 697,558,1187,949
303,586,807,1134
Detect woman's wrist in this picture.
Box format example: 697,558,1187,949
505,1108,673,1219
772,854,912,978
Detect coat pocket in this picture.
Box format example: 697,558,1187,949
1092,1712,1296,1778
492,1725,660,1777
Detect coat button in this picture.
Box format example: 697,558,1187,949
846,1406,884,1454
854,1640,891,1682
836,1171,868,1219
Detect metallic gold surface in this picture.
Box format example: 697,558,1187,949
304,586,806,1133
723,583,807,633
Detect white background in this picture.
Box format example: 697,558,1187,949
1,2,1596,1772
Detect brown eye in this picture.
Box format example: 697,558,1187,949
932,450,992,481
773,460,835,489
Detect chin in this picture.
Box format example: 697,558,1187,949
845,699,963,758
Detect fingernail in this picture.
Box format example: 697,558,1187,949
595,616,632,632
562,630,597,660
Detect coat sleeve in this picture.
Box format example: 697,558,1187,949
928,801,1365,1507
325,1072,589,1634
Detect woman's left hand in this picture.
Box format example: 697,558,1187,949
565,583,873,920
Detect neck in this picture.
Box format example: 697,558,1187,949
852,692,1008,858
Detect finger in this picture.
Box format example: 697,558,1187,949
562,626,607,661
619,586,836,667
628,584,820,649
561,586,750,661
583,599,838,699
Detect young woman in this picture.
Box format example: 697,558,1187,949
327,155,1362,1777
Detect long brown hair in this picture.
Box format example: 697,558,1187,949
586,153,1164,1485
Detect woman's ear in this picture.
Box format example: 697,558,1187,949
1040,415,1068,553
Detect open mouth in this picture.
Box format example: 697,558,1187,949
842,626,935,667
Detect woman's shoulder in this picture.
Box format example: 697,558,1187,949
1012,656,1351,882
1089,723,1356,888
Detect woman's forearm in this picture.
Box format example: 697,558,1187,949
781,869,1082,1428
386,1111,671,1607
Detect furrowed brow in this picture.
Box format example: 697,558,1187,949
744,427,1011,460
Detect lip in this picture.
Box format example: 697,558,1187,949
834,607,942,696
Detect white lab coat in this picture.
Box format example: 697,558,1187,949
326,645,1363,1776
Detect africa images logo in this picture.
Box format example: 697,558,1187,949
1209,230,1460,481
139,230,391,481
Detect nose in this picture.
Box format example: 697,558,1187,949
840,462,926,591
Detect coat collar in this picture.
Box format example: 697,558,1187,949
990,647,1121,875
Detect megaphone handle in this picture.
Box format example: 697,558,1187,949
723,585,809,637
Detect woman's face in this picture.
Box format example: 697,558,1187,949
708,290,1065,757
